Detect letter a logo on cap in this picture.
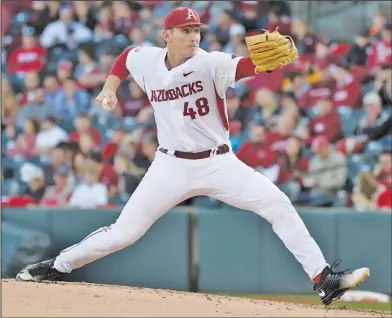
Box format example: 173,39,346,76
186,9,197,21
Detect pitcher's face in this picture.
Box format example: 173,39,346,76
164,25,200,59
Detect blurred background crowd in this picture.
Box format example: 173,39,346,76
1,0,391,211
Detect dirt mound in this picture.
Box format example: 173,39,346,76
2,279,389,317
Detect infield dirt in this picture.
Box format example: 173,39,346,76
2,279,391,317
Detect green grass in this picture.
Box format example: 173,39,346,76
226,294,392,312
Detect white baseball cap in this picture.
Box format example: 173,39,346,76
20,163,44,184
363,92,381,105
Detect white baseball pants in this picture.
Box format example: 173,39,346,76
54,150,327,280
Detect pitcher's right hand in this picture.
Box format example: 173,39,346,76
96,89,118,111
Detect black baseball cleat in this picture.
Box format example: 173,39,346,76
16,258,65,282
314,260,370,306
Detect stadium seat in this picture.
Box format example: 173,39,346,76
347,154,364,180
60,120,76,133
123,117,138,132
9,11,31,35
380,135,392,150
229,135,244,153
364,141,384,158
25,156,43,167
110,195,129,206
303,147,314,159
12,155,27,167
2,179,21,196
306,107,319,119
338,107,358,136
3,157,17,170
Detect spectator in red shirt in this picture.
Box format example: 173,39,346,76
1,3,11,36
376,187,392,210
352,150,391,211
367,23,392,73
7,26,46,75
311,38,335,72
118,78,151,118
70,114,102,146
237,121,276,170
102,124,126,163
40,164,73,207
373,150,392,189
302,76,335,110
329,63,363,110
266,11,291,37
276,136,309,188
308,99,342,143
265,115,296,154
87,149,119,198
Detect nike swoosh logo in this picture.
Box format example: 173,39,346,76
183,71,194,77
318,290,325,297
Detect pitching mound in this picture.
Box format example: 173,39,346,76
2,279,389,317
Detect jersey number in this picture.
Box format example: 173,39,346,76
183,97,210,120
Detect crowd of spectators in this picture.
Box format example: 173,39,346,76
1,1,391,211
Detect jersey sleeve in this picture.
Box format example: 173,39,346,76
208,51,243,98
108,47,133,80
126,46,150,80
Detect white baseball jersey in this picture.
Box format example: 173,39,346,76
126,47,242,152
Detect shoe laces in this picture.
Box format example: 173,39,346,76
329,259,351,277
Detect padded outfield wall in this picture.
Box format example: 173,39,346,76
2,207,391,294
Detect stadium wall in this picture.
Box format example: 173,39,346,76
2,207,391,294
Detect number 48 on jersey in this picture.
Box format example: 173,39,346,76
183,97,210,119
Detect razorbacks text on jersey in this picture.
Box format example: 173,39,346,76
126,46,242,152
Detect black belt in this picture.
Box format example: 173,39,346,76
159,144,230,160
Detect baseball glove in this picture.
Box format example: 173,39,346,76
245,28,298,73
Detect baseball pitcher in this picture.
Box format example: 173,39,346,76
16,7,370,306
